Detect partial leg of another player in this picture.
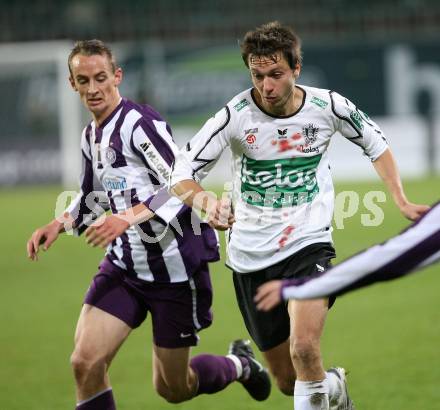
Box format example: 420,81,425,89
152,342,271,403
261,339,296,395
153,344,245,402
71,304,132,410
150,261,271,403
152,345,198,402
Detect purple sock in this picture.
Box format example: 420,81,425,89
190,354,239,395
76,388,116,410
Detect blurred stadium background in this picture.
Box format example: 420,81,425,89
1,1,439,409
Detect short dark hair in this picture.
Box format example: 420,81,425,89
240,21,302,69
68,39,116,76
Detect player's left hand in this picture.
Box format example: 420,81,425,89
85,214,130,248
399,202,430,221
254,280,283,311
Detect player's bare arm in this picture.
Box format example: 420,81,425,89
171,179,235,231
373,148,430,220
85,203,155,248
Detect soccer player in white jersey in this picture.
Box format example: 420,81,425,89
255,200,439,309
170,22,430,410
27,40,270,410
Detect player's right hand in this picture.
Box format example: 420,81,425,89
27,220,61,261
207,198,235,231
399,202,430,221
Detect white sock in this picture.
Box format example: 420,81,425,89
226,354,243,379
325,371,340,400
294,379,329,410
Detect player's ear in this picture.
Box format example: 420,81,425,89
114,67,123,86
293,63,301,79
69,76,77,91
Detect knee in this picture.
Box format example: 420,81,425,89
291,338,321,366
70,348,105,382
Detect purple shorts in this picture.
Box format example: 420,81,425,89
84,258,213,348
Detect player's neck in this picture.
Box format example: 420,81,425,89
92,96,122,127
280,86,303,116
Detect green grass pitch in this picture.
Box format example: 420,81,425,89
1,177,439,409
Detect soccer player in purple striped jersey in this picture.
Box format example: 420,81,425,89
255,201,440,310
26,40,270,410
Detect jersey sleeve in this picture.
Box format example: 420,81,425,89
64,127,109,236
330,91,388,161
130,118,185,223
131,118,178,185
170,106,232,186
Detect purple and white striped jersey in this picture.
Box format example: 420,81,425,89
66,98,219,283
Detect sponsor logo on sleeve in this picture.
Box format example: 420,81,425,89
139,141,170,180
350,110,364,131
310,96,328,109
234,98,250,112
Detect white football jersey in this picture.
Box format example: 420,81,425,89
171,86,388,273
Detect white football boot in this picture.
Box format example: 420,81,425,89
327,367,355,410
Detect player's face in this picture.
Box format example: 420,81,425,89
249,52,300,115
69,54,122,123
